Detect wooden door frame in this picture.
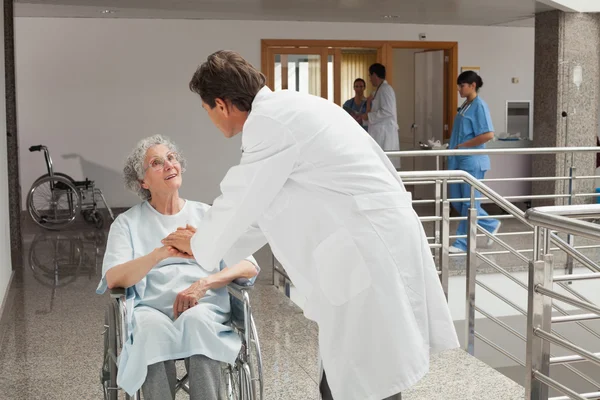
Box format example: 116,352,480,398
261,39,458,139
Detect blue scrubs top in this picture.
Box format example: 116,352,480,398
448,96,493,171
343,97,368,131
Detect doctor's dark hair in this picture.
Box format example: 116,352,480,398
189,50,266,112
457,71,484,91
368,63,386,79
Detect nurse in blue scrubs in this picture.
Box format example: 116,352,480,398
448,71,500,253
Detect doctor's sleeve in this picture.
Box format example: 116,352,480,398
190,115,299,270
474,103,494,135
221,221,267,269
368,86,396,124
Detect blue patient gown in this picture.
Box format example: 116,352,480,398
96,200,257,395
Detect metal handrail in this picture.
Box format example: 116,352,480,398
268,150,600,398
398,170,528,222
524,206,600,400
386,146,600,157
526,206,600,241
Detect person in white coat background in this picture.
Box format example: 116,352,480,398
361,63,401,169
162,50,459,400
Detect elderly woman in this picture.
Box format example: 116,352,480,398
96,135,259,399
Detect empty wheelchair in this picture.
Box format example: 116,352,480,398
27,145,115,230
101,281,263,400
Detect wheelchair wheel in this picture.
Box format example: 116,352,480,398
102,303,119,400
82,209,95,223
223,363,242,400
27,175,79,229
93,211,105,229
102,302,138,400
245,313,264,400
35,172,76,183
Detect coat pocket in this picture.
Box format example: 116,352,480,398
313,227,372,306
262,188,290,222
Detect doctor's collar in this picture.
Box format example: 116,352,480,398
246,85,271,115
253,86,272,102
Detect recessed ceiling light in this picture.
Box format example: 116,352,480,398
101,9,116,14
382,15,399,19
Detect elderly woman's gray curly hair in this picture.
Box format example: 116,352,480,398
123,134,187,200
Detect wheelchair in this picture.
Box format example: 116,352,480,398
27,145,115,230
101,281,264,400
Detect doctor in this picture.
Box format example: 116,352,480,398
361,63,400,169
163,50,459,400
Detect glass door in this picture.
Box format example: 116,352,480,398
266,47,332,101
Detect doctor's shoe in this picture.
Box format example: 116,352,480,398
449,245,465,254
486,222,502,247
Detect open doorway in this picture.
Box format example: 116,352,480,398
261,39,458,179
391,48,445,199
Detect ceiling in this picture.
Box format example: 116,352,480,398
15,0,558,27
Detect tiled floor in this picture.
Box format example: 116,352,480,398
0,214,525,400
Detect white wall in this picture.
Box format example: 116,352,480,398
15,18,534,209
0,7,13,312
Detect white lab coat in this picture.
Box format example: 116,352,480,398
368,80,400,168
190,87,459,400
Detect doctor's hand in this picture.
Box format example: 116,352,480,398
173,279,208,319
178,224,197,233
161,228,195,258
155,245,193,262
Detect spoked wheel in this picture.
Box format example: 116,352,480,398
27,175,79,230
102,302,137,399
223,362,243,400
102,303,119,400
227,313,263,400
244,314,264,400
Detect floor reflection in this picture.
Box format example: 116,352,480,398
27,231,106,314
0,222,309,400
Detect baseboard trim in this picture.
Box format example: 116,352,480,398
0,270,16,345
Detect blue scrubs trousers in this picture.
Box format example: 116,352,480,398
449,168,500,251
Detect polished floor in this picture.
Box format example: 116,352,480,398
0,214,526,400
0,216,323,400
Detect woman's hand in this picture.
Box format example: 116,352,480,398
155,245,193,262
173,279,208,319
162,225,196,257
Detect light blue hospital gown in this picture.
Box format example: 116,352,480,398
96,200,257,395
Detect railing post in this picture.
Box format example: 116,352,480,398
272,253,276,286
441,179,449,300
566,166,576,277
272,256,290,298
526,227,553,399
434,179,441,269
465,185,477,355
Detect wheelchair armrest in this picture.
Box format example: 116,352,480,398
109,287,126,299
227,279,254,301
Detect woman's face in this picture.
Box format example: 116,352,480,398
354,80,365,97
141,144,182,196
458,82,477,99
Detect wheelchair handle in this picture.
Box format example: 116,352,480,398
29,145,43,152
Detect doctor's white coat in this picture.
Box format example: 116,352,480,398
190,87,459,400
368,80,400,154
